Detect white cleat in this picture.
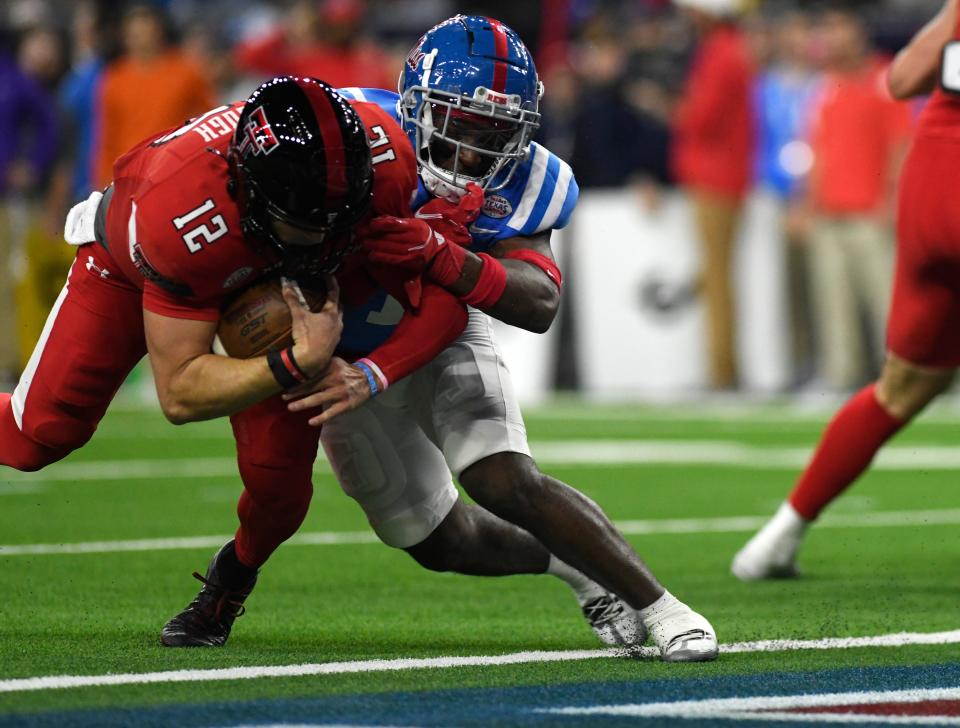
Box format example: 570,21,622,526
579,592,647,648
731,502,808,582
642,598,718,662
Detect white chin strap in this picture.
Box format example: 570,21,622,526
420,165,468,203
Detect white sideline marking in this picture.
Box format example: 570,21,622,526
0,530,379,556
2,508,959,556
542,686,960,723
1,630,959,695
7,441,960,483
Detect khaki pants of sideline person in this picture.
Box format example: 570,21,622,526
15,221,74,369
807,216,894,391
691,192,742,390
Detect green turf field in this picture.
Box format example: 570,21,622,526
1,398,959,726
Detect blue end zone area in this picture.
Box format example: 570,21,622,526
4,663,960,727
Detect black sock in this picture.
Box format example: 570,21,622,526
213,541,258,590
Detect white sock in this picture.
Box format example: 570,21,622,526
767,501,809,538
637,589,681,618
546,555,600,599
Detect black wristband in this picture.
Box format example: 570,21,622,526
267,348,300,390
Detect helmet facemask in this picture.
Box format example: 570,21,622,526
231,155,364,281
402,84,540,201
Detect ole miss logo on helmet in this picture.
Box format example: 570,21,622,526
238,106,280,157
406,34,427,70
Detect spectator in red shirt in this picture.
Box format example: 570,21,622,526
672,0,755,390
800,6,912,391
234,0,394,90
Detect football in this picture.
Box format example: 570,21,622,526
213,277,327,359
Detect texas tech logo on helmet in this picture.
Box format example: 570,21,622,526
238,106,279,157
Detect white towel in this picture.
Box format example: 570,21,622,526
63,190,104,246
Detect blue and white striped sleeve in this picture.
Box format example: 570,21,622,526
505,143,579,236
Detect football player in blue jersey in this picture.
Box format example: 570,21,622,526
219,16,716,661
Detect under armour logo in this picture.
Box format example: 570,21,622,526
86,256,110,279
238,105,279,157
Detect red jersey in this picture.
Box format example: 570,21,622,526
101,99,417,321
808,57,913,214
671,24,755,201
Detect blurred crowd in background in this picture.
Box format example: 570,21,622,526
0,0,947,395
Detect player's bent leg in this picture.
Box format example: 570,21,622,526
405,498,646,648
405,497,549,575
162,397,320,647
323,383,647,649
458,453,715,660
732,354,953,582
412,314,712,660
0,248,146,472
231,396,321,568
460,452,662,609
0,393,68,471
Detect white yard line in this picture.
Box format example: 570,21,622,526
0,531,379,556
6,440,960,483
2,508,959,556
1,630,959,694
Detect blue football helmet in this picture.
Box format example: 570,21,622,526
400,15,543,201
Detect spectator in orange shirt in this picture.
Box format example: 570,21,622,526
672,0,755,391
801,5,912,391
234,0,394,91
94,4,215,187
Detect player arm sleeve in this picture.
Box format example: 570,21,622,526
359,283,467,389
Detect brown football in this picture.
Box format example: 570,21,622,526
213,277,327,359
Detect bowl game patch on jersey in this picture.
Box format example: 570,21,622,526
482,194,513,219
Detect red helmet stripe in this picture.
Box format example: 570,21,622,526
488,18,509,93
304,82,349,202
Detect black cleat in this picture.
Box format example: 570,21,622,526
161,541,258,647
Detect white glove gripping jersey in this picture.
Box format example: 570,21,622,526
337,87,579,353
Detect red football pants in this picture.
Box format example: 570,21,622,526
888,134,960,368
0,244,319,567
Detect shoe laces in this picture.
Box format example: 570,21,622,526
581,594,626,627
188,571,248,622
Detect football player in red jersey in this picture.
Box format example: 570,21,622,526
0,77,468,644
733,0,960,580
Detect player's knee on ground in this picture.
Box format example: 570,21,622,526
459,452,544,519
877,355,954,421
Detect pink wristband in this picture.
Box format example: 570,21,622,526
462,253,507,309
